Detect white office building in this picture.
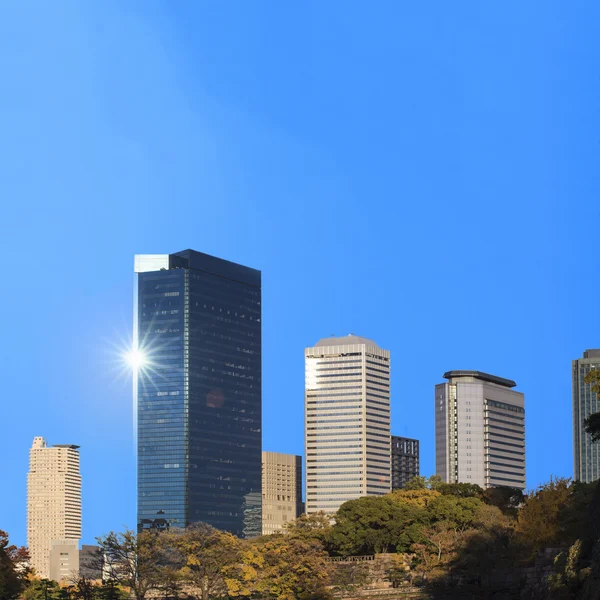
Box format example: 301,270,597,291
305,334,391,514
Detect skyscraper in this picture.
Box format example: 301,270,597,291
134,250,262,537
573,349,600,483
261,451,303,535
391,435,420,490
27,437,81,578
305,334,391,514
435,371,526,490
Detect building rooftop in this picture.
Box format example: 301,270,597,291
583,349,600,359
443,370,517,389
314,334,380,348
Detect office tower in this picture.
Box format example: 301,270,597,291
573,349,600,483
27,437,81,578
261,451,303,535
391,436,420,490
435,371,526,490
305,334,391,514
134,250,262,537
49,540,78,582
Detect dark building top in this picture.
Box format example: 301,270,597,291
53,444,80,449
583,349,600,359
443,370,517,389
171,249,261,287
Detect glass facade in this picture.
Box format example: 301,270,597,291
136,250,262,537
391,436,419,490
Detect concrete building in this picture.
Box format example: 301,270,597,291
305,334,391,514
27,437,81,578
49,540,78,582
261,451,303,535
135,250,262,537
435,371,526,490
573,349,600,483
391,436,419,490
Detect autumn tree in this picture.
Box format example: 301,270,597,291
166,523,243,600
0,530,30,600
516,478,573,552
97,529,165,600
283,511,332,544
236,535,332,600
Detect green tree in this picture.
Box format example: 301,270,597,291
330,496,426,555
0,530,30,600
22,579,64,600
427,495,482,531
402,475,443,491
482,485,525,517
435,482,483,499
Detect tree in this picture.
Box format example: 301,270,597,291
167,523,243,600
67,575,97,600
283,512,332,544
97,529,164,600
237,535,332,600
584,370,600,441
402,475,443,491
427,495,482,532
22,579,64,600
330,496,426,555
0,530,30,600
390,488,441,509
516,478,573,552
482,486,525,517
435,482,483,499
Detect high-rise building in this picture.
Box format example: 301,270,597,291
391,436,419,490
261,451,303,535
573,349,600,483
27,437,81,578
435,371,526,490
134,250,262,537
305,334,391,514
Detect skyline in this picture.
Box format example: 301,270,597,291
2,1,600,549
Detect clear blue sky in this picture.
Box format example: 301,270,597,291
2,1,599,547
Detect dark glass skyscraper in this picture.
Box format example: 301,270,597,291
391,435,419,490
134,250,262,537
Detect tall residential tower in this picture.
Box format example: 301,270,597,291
27,437,81,578
435,371,526,490
305,335,391,514
135,250,262,537
573,349,600,483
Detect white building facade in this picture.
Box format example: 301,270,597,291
435,371,526,490
27,437,81,578
305,335,391,514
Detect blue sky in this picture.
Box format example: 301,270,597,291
1,1,600,547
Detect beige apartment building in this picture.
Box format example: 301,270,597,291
261,451,303,535
305,335,391,514
435,371,526,490
27,437,82,578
